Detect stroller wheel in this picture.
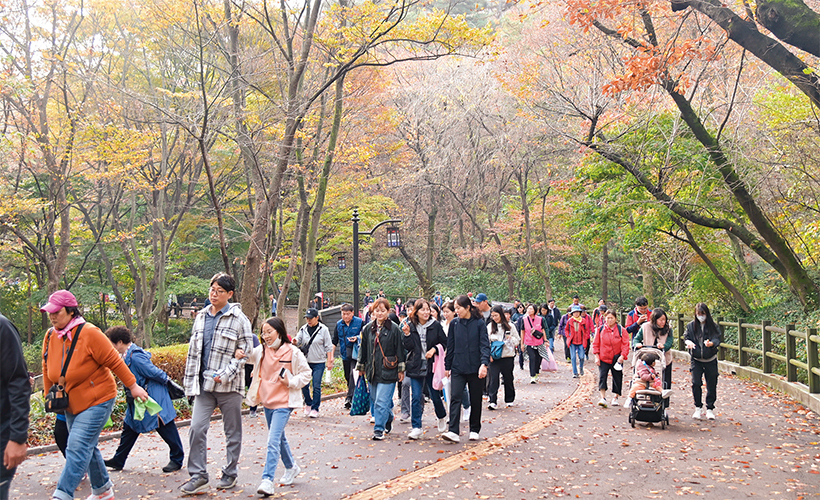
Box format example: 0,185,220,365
661,419,666,429
629,413,635,428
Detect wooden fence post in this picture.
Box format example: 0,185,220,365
808,328,819,394
786,323,797,383
676,313,685,351
762,321,772,374
738,318,748,367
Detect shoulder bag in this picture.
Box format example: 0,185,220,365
43,324,84,414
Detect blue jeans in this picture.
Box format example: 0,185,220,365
301,362,325,411
53,398,116,500
408,377,425,428
372,382,396,432
262,408,294,481
570,344,586,376
549,336,555,351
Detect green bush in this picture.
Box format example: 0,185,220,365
150,344,189,383
22,341,43,375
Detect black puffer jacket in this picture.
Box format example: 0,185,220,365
402,320,446,378
684,320,722,361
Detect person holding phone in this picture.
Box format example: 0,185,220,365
240,317,312,497
624,296,650,341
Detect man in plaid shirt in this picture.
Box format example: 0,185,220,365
180,273,253,495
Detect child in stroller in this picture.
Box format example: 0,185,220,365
627,347,671,428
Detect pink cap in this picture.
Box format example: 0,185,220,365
40,290,79,313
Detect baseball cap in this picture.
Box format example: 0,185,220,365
571,305,583,313
40,290,79,313
305,308,319,319
475,293,488,303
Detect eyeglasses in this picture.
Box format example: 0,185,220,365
209,287,228,295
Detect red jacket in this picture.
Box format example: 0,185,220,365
592,323,629,365
563,316,590,348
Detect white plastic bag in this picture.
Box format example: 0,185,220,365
441,376,451,407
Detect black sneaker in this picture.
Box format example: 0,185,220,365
216,474,237,490
372,430,384,440
103,459,123,471
162,460,182,473
343,400,352,410
384,418,393,435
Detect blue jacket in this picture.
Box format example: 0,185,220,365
445,316,490,375
335,316,363,361
123,344,176,433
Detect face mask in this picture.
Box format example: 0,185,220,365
697,315,707,323
268,337,282,350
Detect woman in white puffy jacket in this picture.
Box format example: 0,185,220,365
240,317,312,497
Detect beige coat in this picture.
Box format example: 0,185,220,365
245,343,312,409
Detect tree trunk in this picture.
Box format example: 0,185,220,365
727,230,754,287
425,192,438,285
601,242,609,302
399,246,434,297
755,0,820,58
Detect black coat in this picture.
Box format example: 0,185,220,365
356,319,406,384
403,320,447,378
684,320,722,361
445,316,491,375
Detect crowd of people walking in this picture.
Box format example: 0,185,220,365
0,277,726,500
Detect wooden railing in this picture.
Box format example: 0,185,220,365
620,312,820,395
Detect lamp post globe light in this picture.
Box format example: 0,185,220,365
351,208,401,314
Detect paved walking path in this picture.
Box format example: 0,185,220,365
11,353,820,499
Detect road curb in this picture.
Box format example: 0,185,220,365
27,390,347,456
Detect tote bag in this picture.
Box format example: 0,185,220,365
539,343,558,372
349,376,370,416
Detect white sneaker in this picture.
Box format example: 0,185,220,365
303,406,310,417
505,402,515,408
398,415,410,423
692,407,703,420
442,431,460,443
706,409,715,420
530,376,537,384
487,402,497,410
624,397,633,408
468,432,480,441
598,398,608,408
437,417,447,433
611,397,619,407
257,478,275,496
308,409,319,418
408,428,423,440
369,416,376,423
461,407,471,422
279,464,301,485
86,489,114,500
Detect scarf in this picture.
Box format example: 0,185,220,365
56,316,86,341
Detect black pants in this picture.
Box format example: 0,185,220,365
663,362,673,390
597,360,623,395
343,359,356,402
448,372,484,434
108,420,185,468
518,347,525,369
691,359,718,409
54,417,69,457
487,357,515,404
244,363,257,411
0,439,14,500
526,346,542,376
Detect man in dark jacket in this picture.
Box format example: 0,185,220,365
335,303,363,409
0,313,29,500
545,299,561,352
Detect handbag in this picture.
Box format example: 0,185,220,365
539,344,558,372
167,379,185,400
526,316,544,340
376,333,398,369
349,376,370,416
490,340,505,361
44,324,84,414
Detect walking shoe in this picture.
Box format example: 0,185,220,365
487,402,497,410
505,402,515,408
384,418,393,434
86,488,115,500
692,407,703,419
572,374,579,378
408,428,423,440
372,430,385,440
309,409,319,418
461,407,471,422
279,464,301,485
303,406,310,417
398,414,411,423
610,397,619,407
179,476,209,495
706,409,716,420
437,417,448,433
580,369,585,376
369,416,376,424
344,400,352,410
530,376,537,384
625,397,633,408
257,479,275,497
249,408,257,418
161,460,182,473
215,474,237,490
103,459,123,471
442,431,460,443
598,398,608,408
469,432,480,441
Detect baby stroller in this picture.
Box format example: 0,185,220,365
628,347,672,429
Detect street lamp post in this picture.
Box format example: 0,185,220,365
352,208,401,314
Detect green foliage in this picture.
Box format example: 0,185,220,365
22,341,42,375
149,343,190,383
